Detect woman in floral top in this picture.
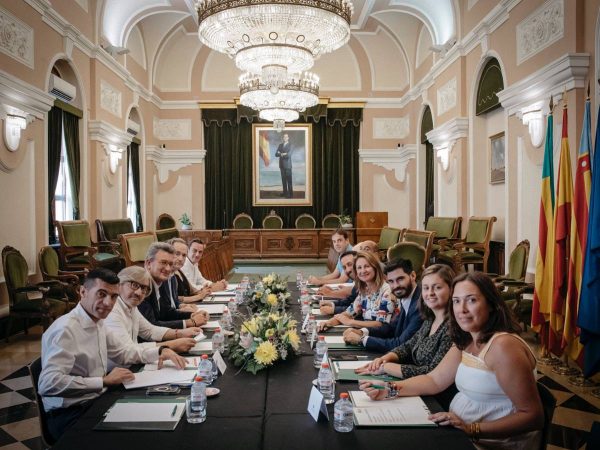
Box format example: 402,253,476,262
356,264,454,378
319,251,392,330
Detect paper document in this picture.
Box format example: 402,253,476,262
190,341,213,353
323,336,346,344
201,320,221,329
124,368,193,389
333,360,372,371
203,297,231,304
144,357,198,371
104,402,185,423
349,391,434,427
311,308,323,316
211,290,236,297
196,304,225,314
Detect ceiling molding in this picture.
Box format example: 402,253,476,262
0,69,55,118
146,145,206,183
359,145,417,182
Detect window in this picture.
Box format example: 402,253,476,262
53,123,74,227
127,151,139,231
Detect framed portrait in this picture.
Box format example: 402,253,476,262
489,132,505,184
252,123,312,206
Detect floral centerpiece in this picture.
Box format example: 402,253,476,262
229,311,300,374
246,273,291,313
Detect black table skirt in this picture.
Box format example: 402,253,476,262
53,284,474,450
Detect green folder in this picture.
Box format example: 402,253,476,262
334,368,400,382
326,342,363,350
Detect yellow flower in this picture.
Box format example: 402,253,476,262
286,330,300,350
266,293,278,306
288,319,298,328
255,291,263,299
254,341,278,365
242,318,258,335
268,313,280,322
265,328,275,337
263,275,274,284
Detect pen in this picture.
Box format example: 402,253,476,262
171,405,177,417
359,382,386,389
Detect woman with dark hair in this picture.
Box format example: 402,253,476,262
355,264,454,379
360,272,543,450
319,251,392,330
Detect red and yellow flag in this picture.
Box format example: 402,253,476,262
563,97,592,364
532,108,555,349
550,105,574,357
259,133,270,167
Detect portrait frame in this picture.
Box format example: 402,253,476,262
252,123,312,206
489,132,505,184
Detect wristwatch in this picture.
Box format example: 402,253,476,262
158,345,168,356
385,381,398,399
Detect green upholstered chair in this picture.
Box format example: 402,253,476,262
425,216,462,259
55,220,122,271
120,231,157,266
156,213,176,230
387,242,427,277
38,246,83,305
377,226,403,261
401,229,436,265
436,216,497,273
295,213,316,229
322,214,341,228
262,211,283,229
96,218,134,243
155,227,180,242
232,213,254,229
2,246,68,341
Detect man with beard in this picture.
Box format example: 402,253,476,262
343,258,422,352
308,229,353,287
319,250,358,316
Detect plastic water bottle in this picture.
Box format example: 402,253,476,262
210,356,219,381
220,307,232,331
197,354,213,386
301,300,310,321
296,271,303,287
306,315,317,339
333,393,354,432
188,376,207,423
212,327,225,353
313,336,328,368
235,289,244,306
318,362,335,404
228,297,237,315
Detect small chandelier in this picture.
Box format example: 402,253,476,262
239,72,319,131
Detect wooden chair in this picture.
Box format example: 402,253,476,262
425,216,462,260
295,213,316,229
156,213,176,230
436,216,497,273
55,220,122,271
232,213,254,229
29,357,56,447
387,242,427,277
262,211,283,229
155,228,180,242
2,246,68,341
95,218,134,245
119,231,157,267
38,246,82,306
401,229,436,266
377,226,403,261
322,214,341,228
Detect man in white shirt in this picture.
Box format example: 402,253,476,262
105,266,200,368
39,268,186,442
181,239,227,292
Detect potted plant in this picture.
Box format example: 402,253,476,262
179,213,193,230
339,212,353,228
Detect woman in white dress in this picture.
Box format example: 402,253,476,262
360,272,543,450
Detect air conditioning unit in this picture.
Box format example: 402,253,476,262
127,119,140,135
49,74,76,102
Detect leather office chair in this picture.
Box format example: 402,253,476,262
322,214,341,228
262,211,284,229
387,242,427,277
2,246,68,341
156,213,176,230
232,213,254,229
295,213,316,229
29,357,56,447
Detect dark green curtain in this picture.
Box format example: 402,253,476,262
203,107,361,229
62,110,80,219
47,106,63,244
421,106,434,225
128,142,144,231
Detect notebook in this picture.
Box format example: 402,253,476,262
349,391,435,427
95,398,186,431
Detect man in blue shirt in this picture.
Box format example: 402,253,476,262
308,229,353,286
319,250,358,315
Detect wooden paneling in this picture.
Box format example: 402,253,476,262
356,212,388,228
180,229,223,243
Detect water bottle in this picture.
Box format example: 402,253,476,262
220,307,232,331
296,271,303,287
318,362,335,404
197,354,213,386
301,300,310,321
306,315,316,340
313,336,328,368
333,393,354,432
187,376,207,424
228,297,238,315
210,356,219,381
235,289,244,306
212,327,225,353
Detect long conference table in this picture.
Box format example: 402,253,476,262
53,285,474,450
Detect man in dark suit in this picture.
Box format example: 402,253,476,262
275,133,293,198
343,258,422,353
138,242,208,330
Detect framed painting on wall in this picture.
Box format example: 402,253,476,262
489,132,505,184
252,123,312,206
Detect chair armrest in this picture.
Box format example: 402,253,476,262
15,286,45,293
457,242,486,251
64,245,97,256
95,240,120,255
438,238,464,251
54,273,81,284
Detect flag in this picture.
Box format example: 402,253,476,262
550,105,574,357
259,133,270,167
531,108,555,350
578,102,600,377
563,97,592,364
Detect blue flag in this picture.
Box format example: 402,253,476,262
578,104,600,377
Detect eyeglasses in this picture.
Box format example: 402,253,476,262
126,281,151,295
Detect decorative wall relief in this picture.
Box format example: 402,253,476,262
373,117,409,139
517,0,564,65
153,118,192,141
100,80,122,117
437,77,457,116
0,6,34,68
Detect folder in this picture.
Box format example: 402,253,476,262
95,397,186,431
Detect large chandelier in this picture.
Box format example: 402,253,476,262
197,0,353,129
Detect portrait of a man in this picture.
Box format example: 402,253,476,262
275,133,294,198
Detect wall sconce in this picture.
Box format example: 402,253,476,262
436,145,450,171
521,109,544,148
3,114,28,152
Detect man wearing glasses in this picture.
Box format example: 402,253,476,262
104,266,200,367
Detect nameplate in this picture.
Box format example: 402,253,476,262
212,351,227,375
307,386,329,422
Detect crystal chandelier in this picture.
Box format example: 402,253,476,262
197,0,353,129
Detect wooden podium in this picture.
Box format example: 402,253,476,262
355,211,388,243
